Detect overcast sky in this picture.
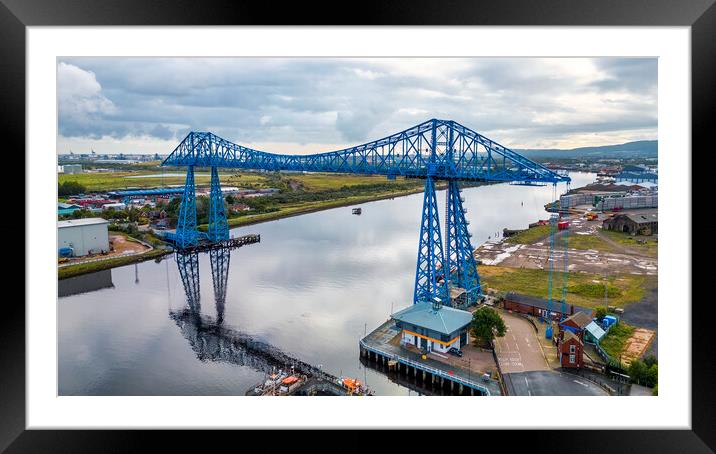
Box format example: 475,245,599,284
57,57,657,155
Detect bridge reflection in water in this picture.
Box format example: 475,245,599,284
171,247,328,381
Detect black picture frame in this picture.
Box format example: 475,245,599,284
6,0,711,451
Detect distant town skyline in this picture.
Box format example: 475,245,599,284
57,57,657,155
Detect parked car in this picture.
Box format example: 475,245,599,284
448,347,463,357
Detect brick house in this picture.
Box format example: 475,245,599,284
559,331,584,368
559,311,593,341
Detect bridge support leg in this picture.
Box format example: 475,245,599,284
207,166,229,243
176,166,199,248
413,176,448,307
176,251,200,312
210,247,231,324
445,180,482,305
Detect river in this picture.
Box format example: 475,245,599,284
58,172,596,395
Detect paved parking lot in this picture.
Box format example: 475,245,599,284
494,311,549,373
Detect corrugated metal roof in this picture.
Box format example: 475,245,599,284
391,303,472,336
57,202,81,209
585,321,606,341
58,218,109,228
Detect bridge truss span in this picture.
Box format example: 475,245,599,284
163,119,568,184
162,118,569,309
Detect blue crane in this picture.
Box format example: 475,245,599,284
162,118,569,308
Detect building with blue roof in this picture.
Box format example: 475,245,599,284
391,302,473,353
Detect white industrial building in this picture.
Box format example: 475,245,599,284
58,218,109,257
58,164,83,174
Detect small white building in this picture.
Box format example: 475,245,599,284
59,164,83,174
58,218,109,257
392,302,473,353
103,202,127,211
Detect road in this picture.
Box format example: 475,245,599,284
494,311,550,373
504,370,608,396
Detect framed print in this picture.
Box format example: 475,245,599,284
8,0,713,450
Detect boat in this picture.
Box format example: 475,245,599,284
247,370,308,396
352,207,362,215
339,377,373,395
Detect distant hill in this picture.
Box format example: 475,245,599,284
516,140,657,159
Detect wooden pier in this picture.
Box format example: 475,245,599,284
359,319,501,396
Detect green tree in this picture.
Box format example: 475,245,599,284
628,360,647,385
226,194,235,205
595,307,607,321
58,181,86,196
471,307,506,347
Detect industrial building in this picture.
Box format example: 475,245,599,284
58,218,109,257
58,164,83,174
602,209,658,235
503,292,588,321
58,202,81,216
391,302,472,353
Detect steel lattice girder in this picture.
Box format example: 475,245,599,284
560,223,569,320
207,166,230,243
176,251,200,312
413,176,449,306
176,166,199,248
162,119,570,185
546,213,559,321
210,247,231,324
445,180,481,299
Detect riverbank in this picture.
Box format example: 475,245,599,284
58,247,170,280
219,185,429,229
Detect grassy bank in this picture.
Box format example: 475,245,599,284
566,233,619,253
599,322,636,359
58,169,248,191
505,225,551,244
479,265,649,308
600,229,658,257
58,248,169,280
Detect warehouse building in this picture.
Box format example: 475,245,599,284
58,218,109,257
602,209,658,235
392,302,472,353
503,292,589,321
58,202,82,216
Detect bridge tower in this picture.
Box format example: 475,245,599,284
445,180,481,304
207,166,230,243
176,166,199,248
413,176,448,307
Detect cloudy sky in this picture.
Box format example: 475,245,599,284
57,57,657,155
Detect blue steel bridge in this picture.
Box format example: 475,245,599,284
162,118,569,308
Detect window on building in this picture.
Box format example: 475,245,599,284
569,345,575,354
569,354,575,364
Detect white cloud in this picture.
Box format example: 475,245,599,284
58,62,116,136
57,57,657,154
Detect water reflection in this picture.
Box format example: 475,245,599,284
171,247,325,384
58,269,114,297
58,172,596,396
